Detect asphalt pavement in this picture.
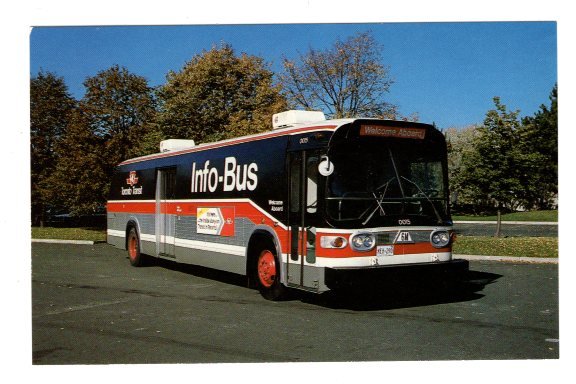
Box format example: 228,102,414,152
32,242,559,364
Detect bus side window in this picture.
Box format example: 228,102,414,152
162,168,177,199
306,156,319,213
290,154,301,213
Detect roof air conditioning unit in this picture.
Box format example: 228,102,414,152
160,139,196,152
272,110,326,129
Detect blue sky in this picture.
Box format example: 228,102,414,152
30,22,556,128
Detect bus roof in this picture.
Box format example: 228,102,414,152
118,118,357,166
117,116,436,166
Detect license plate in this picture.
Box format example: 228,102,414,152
376,245,394,257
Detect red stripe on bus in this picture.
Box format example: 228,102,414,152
107,199,286,232
394,243,450,254
315,245,377,258
106,201,156,214
315,242,450,258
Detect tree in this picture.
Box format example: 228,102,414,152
279,31,397,119
44,109,108,215
30,71,76,225
456,97,524,235
448,86,558,220
518,84,558,209
45,65,157,215
445,125,481,210
157,43,287,144
81,64,157,164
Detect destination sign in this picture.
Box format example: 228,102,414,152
360,125,426,139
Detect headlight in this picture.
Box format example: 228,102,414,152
430,230,451,248
350,233,376,251
363,236,375,248
320,236,348,249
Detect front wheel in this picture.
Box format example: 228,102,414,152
256,246,286,301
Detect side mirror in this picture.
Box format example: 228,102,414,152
318,156,334,176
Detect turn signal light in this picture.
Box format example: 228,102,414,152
320,236,348,249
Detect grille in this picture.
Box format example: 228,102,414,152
376,233,392,244
376,230,431,245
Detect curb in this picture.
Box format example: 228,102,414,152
454,221,557,226
32,239,105,245
454,254,558,264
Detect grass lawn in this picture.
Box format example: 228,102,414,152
31,227,107,242
453,235,558,258
31,226,558,258
452,210,557,222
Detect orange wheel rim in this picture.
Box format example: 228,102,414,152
129,235,137,261
257,250,276,288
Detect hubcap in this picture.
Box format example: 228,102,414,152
129,235,137,261
257,250,276,288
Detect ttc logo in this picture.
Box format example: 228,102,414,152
122,171,143,196
126,171,139,186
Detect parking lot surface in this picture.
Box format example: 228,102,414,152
32,243,559,364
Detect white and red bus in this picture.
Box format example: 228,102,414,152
107,110,468,300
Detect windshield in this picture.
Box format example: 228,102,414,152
326,135,450,227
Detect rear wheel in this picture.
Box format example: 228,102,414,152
127,227,143,267
255,243,286,301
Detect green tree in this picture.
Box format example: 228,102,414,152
518,84,558,209
157,43,287,144
445,125,481,209
279,31,397,119
45,65,157,215
457,97,524,235
30,71,76,225
81,64,157,163
44,109,108,215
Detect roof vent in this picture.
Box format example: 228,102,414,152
272,110,326,129
160,139,196,152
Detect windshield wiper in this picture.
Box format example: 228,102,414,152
388,147,406,198
361,177,395,225
361,147,411,226
400,176,443,224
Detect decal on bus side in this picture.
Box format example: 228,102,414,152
191,156,258,193
197,207,235,236
121,171,143,195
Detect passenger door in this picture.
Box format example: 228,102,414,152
155,167,177,257
287,151,319,289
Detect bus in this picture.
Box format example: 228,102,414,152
107,110,468,300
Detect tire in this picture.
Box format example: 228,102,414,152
255,243,286,301
127,227,143,267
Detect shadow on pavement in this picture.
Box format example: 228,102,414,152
298,269,502,311
136,254,501,311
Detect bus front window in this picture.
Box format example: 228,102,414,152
325,137,450,228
